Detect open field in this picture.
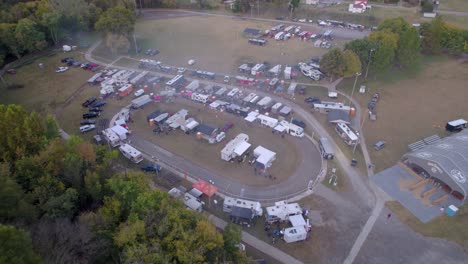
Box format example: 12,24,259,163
128,16,340,74
131,98,303,187
337,56,468,172
439,0,468,12
0,51,94,116
387,201,468,246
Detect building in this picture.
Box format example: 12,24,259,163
196,124,218,141
230,206,254,225
223,196,263,216
402,130,468,202
221,134,251,161
348,0,369,13
327,110,351,124
335,123,359,146
265,201,302,223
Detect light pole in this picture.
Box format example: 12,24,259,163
353,109,370,155
348,72,361,106
364,48,375,80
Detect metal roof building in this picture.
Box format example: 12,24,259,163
402,129,468,202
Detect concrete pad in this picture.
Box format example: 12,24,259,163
372,165,461,223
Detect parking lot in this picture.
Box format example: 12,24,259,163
130,15,346,75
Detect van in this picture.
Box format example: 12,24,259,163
79,124,96,133
374,141,386,151
134,89,145,97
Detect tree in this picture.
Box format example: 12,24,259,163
368,30,398,72
105,33,131,54
95,7,135,36
421,0,434,13
15,18,47,53
223,223,244,262
378,17,410,34
42,188,79,219
344,38,375,72
320,48,345,80
0,23,23,58
441,24,465,55
0,224,42,264
232,0,251,13
40,12,63,45
0,172,37,222
396,26,421,67
342,50,362,77
45,115,60,141
422,16,444,54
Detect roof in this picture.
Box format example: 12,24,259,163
266,201,302,221
110,125,128,137
231,206,254,219
327,110,351,124
168,187,183,199
404,129,468,199
243,28,261,35
234,141,251,156
279,106,292,114
183,193,202,211
192,179,217,197
447,119,467,127
336,123,358,141
319,137,334,154
119,144,141,158
289,214,306,227
196,124,217,136
254,146,276,165
188,188,203,198
223,196,263,216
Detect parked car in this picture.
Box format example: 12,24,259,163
298,19,306,23
276,16,285,20
177,67,186,74
91,100,106,108
305,96,320,103
141,163,162,172
86,63,99,71
80,119,96,126
221,122,234,132
55,67,69,73
6,69,16,75
61,57,73,63
80,63,89,69
374,140,386,151
292,118,306,128
83,112,100,119
224,75,230,83
82,97,97,107
89,107,103,112
79,124,95,133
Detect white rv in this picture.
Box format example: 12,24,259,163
243,93,257,103
181,118,199,133
220,133,251,161
284,66,292,80
131,94,152,109
191,93,210,104
251,64,265,76
274,31,285,40
257,96,272,107
253,146,276,170
227,88,240,97
283,226,308,243
257,114,278,128
223,196,263,216
129,71,148,85
279,120,304,138
271,102,283,113
287,82,297,95
265,201,302,222
185,80,200,91
119,144,143,163
335,123,359,146
268,64,282,76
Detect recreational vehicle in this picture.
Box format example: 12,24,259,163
265,201,302,222
227,88,240,97
220,133,251,161
253,146,276,170
319,137,334,159
284,66,292,80
223,196,263,216
279,120,304,138
446,119,467,132
271,102,283,113
274,31,285,40
119,144,143,163
251,64,266,76
185,80,200,91
191,93,210,104
268,65,282,76
257,97,272,108
335,123,359,146
243,93,257,103
283,226,308,243
287,82,297,95
131,94,152,109
166,74,185,87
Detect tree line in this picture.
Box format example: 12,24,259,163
0,104,246,263
320,16,468,80
0,0,137,66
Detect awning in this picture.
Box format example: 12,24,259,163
192,180,217,197
234,141,251,156
244,115,257,123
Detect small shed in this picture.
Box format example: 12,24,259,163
283,226,307,243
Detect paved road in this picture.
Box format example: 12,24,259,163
141,9,370,40
208,215,303,264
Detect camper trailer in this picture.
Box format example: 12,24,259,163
243,93,257,103
287,82,297,95
335,123,359,146
131,94,152,109
278,120,304,138
257,115,278,128
251,64,266,76
223,196,263,216
181,118,199,133
271,102,283,113
118,84,133,97
183,193,203,212
268,64,282,77
257,97,272,108
319,137,334,159
130,71,148,85
274,31,285,40
265,201,302,222
284,66,292,80
227,88,240,97
119,144,143,163
191,93,210,104
185,80,200,91
220,133,251,161
166,74,185,87
215,87,228,96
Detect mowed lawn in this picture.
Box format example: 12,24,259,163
131,98,302,187
133,16,335,75
439,0,468,12
338,57,468,172
0,51,94,116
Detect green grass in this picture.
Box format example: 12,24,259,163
387,201,468,246
322,159,348,192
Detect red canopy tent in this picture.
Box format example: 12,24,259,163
192,180,217,197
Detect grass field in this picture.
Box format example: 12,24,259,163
127,16,337,75
0,51,94,116
387,201,468,246
439,0,468,12
337,56,468,172
131,98,303,187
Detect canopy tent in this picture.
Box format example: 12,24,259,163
192,180,217,197
289,214,306,227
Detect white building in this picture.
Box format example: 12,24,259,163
257,114,278,128
119,144,143,163
265,201,302,222
348,0,369,13
183,193,203,212
223,196,263,216
254,146,276,170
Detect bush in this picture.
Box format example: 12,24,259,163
421,0,434,13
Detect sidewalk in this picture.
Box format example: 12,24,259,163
208,215,304,264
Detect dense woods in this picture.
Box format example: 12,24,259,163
0,104,245,263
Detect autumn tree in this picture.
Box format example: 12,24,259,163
15,18,47,53
342,50,362,77
344,38,376,72
320,48,345,81
368,30,398,72
0,23,23,58
422,16,444,54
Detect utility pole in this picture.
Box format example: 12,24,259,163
133,33,138,54
257,0,260,17
364,48,375,80
348,72,361,106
